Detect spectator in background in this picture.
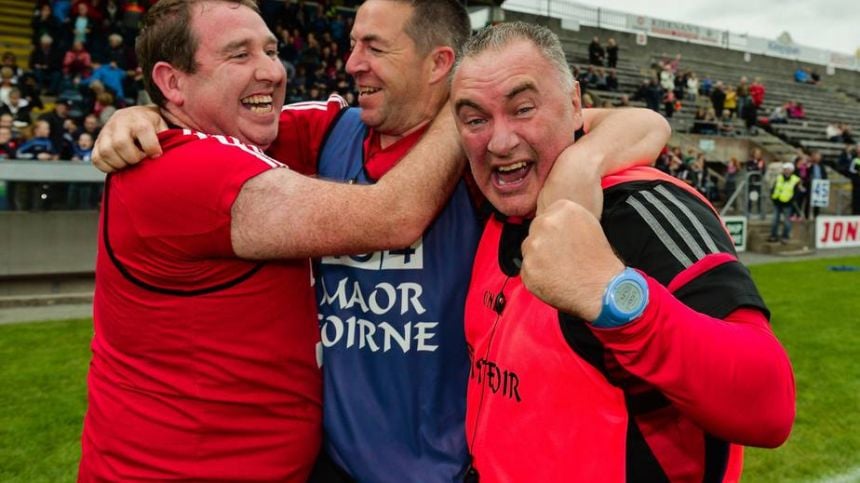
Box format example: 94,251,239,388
689,153,709,198
849,149,860,214
692,106,718,135
606,37,618,68
745,77,765,133
82,61,127,100
686,71,699,102
63,40,93,79
101,33,137,70
66,131,98,209
633,77,663,112
663,89,676,118
710,81,726,116
16,119,57,161
719,109,737,136
749,77,765,109
826,122,844,142
39,97,72,151
668,152,690,183
725,157,741,200
71,2,92,45
0,67,15,107
836,144,856,173
659,65,674,93
93,89,116,124
736,77,750,120
32,4,62,45
769,103,788,124
793,67,809,84
588,36,604,65
724,85,737,117
78,112,101,139
0,88,32,128
0,125,17,159
768,162,802,243
605,69,618,91
842,124,856,144
30,34,64,95
613,93,631,107
787,101,805,119
1,52,22,82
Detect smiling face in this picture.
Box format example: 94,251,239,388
345,0,434,137
167,1,285,148
452,39,582,218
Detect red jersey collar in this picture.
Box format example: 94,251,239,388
363,125,429,181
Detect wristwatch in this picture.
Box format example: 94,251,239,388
591,267,649,329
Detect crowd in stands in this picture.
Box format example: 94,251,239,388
0,0,363,211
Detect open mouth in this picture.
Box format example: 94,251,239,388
358,86,381,97
492,161,533,189
241,94,274,113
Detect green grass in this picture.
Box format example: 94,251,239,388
0,257,858,481
0,319,91,482
743,256,860,482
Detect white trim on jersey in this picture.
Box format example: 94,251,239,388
182,130,284,169
282,94,348,112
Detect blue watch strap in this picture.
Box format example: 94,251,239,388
591,267,649,328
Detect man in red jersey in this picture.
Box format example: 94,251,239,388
78,0,467,481
453,22,795,482
91,2,674,480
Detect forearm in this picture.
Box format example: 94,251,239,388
369,108,464,243
592,277,795,447
232,111,464,259
580,107,671,175
538,108,670,216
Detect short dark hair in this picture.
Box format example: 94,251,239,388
136,0,259,107
392,0,470,57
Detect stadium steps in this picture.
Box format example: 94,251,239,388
747,220,816,254
0,0,34,68
0,292,93,309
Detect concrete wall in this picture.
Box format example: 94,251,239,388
0,211,98,277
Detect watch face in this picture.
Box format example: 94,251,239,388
615,280,644,314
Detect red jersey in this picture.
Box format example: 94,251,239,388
465,168,795,482
80,129,322,481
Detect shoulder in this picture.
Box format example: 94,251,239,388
602,171,734,282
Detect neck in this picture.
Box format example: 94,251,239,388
378,119,430,149
377,92,447,149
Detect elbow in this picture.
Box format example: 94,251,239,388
384,214,426,249
745,398,795,448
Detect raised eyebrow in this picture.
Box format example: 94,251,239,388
506,82,538,100
454,98,485,116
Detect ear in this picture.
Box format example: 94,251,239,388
571,80,584,131
150,61,185,106
426,46,456,85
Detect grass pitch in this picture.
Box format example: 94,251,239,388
0,256,858,481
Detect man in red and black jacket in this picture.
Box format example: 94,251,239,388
453,22,795,482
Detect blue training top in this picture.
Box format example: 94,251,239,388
316,108,481,482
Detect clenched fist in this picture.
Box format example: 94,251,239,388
520,200,624,321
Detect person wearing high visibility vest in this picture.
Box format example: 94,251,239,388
768,162,803,243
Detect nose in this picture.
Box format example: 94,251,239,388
256,53,285,84
345,45,365,76
486,118,520,158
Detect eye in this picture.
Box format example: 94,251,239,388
465,118,486,127
265,48,278,58
231,51,249,60
515,105,534,116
